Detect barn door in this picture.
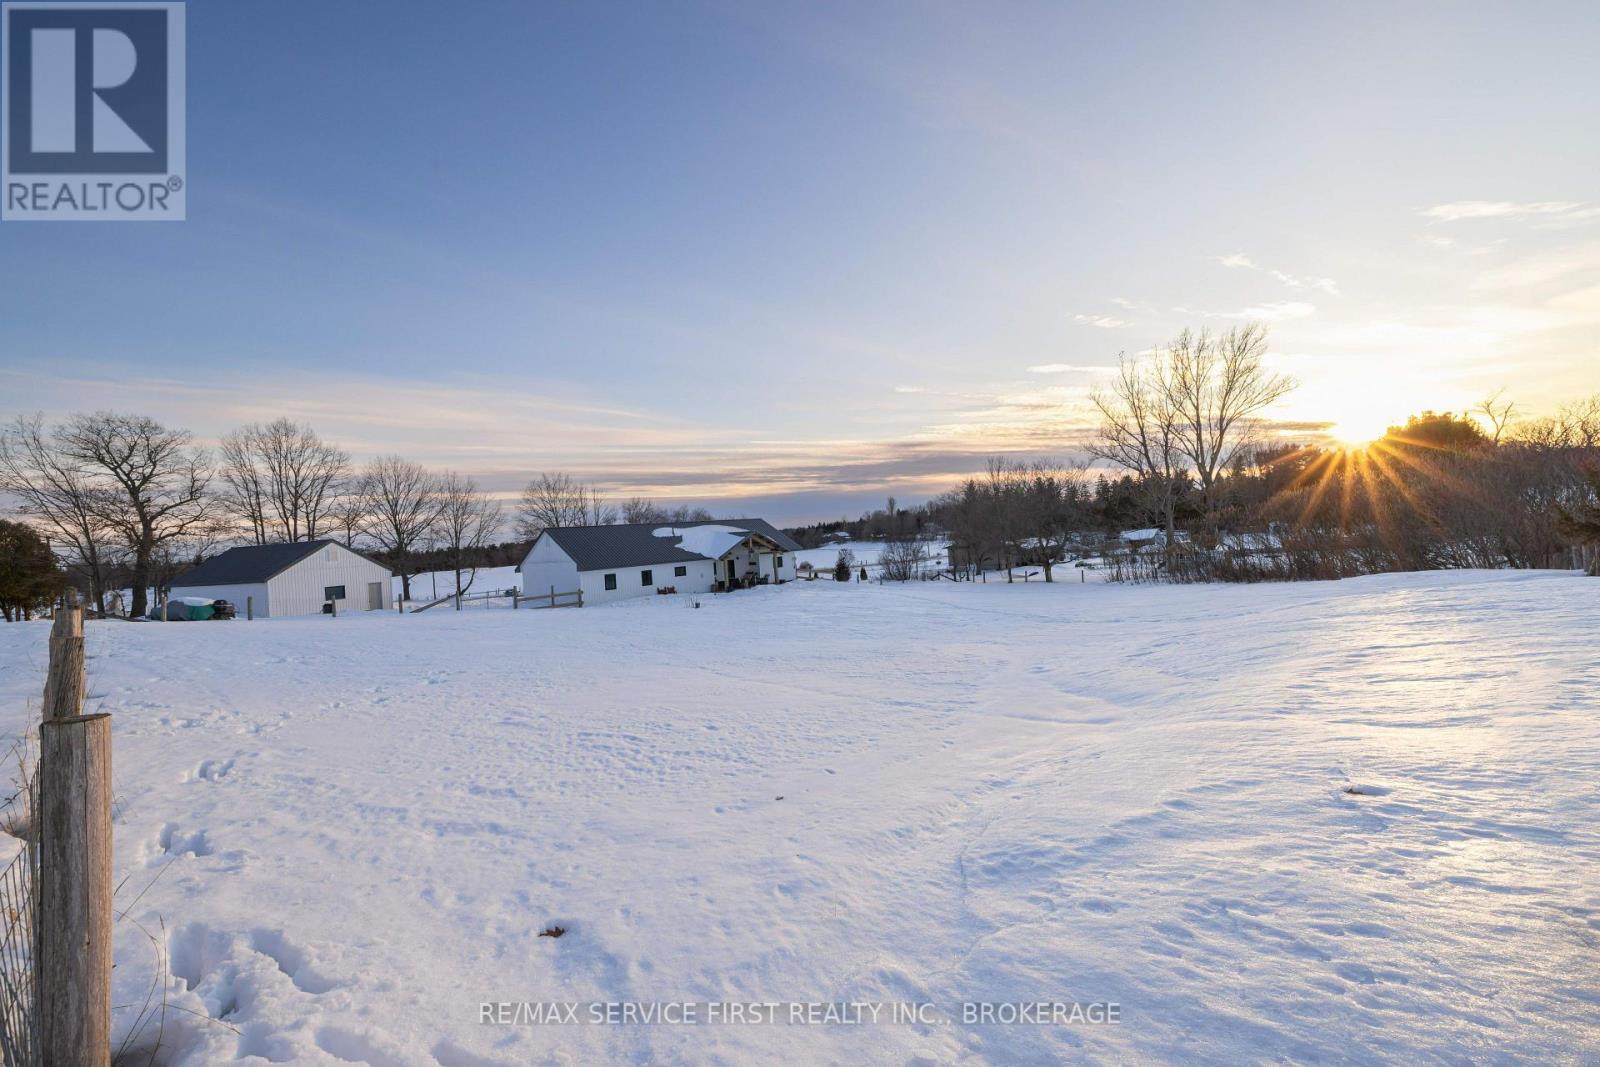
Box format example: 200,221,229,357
367,582,383,610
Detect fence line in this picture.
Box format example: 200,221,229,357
512,587,583,610
0,767,37,1067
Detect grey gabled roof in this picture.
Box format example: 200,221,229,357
525,519,802,573
171,540,369,588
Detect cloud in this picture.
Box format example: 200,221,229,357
1269,270,1340,296
1071,313,1131,329
1026,363,1116,374
1217,253,1339,295
1423,201,1600,224
1176,301,1317,322
1232,301,1317,321
1472,242,1600,289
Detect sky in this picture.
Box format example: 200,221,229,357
2,0,1597,525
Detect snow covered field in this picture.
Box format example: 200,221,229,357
2,570,1597,1064
792,540,952,576
393,567,522,608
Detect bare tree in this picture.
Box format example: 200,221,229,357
621,496,668,524
359,455,443,602
1472,388,1518,445
54,412,216,618
435,472,503,598
218,431,269,544
218,419,349,543
935,478,992,577
1018,461,1089,582
663,503,712,523
878,531,931,581
1089,325,1294,539
516,472,616,538
983,458,1029,580
1164,324,1297,521
0,414,121,612
1088,358,1185,543
1509,394,1599,450
325,486,368,549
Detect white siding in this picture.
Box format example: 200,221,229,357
518,535,580,598
765,550,797,583
580,559,717,605
515,525,799,608
166,581,269,616
264,544,392,618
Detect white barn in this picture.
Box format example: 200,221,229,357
517,520,802,606
170,540,392,618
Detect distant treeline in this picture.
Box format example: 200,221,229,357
368,539,528,579
787,402,1600,582
787,327,1600,583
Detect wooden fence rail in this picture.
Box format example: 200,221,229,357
512,586,583,610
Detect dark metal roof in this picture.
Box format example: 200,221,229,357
171,540,372,587
528,519,802,572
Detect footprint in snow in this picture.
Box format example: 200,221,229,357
186,757,235,783
153,822,214,861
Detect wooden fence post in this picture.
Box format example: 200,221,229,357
246,595,254,621
39,593,112,1067
41,593,85,723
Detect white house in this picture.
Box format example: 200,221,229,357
170,540,393,618
517,519,802,606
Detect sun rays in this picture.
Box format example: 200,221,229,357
1270,427,1487,536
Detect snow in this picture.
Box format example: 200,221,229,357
651,524,749,560
393,566,521,606
793,540,950,574
1,569,1597,1063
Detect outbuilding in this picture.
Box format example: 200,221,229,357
516,519,802,606
169,540,392,618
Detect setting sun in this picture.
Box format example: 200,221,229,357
1328,414,1393,447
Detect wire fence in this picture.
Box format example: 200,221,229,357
0,762,37,1067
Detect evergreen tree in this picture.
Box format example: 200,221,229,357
0,519,67,621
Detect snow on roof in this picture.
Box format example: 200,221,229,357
530,520,801,572
653,524,751,559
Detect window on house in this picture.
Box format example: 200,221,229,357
324,585,346,600
775,556,783,568
674,565,687,577
641,569,654,585
604,573,618,591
